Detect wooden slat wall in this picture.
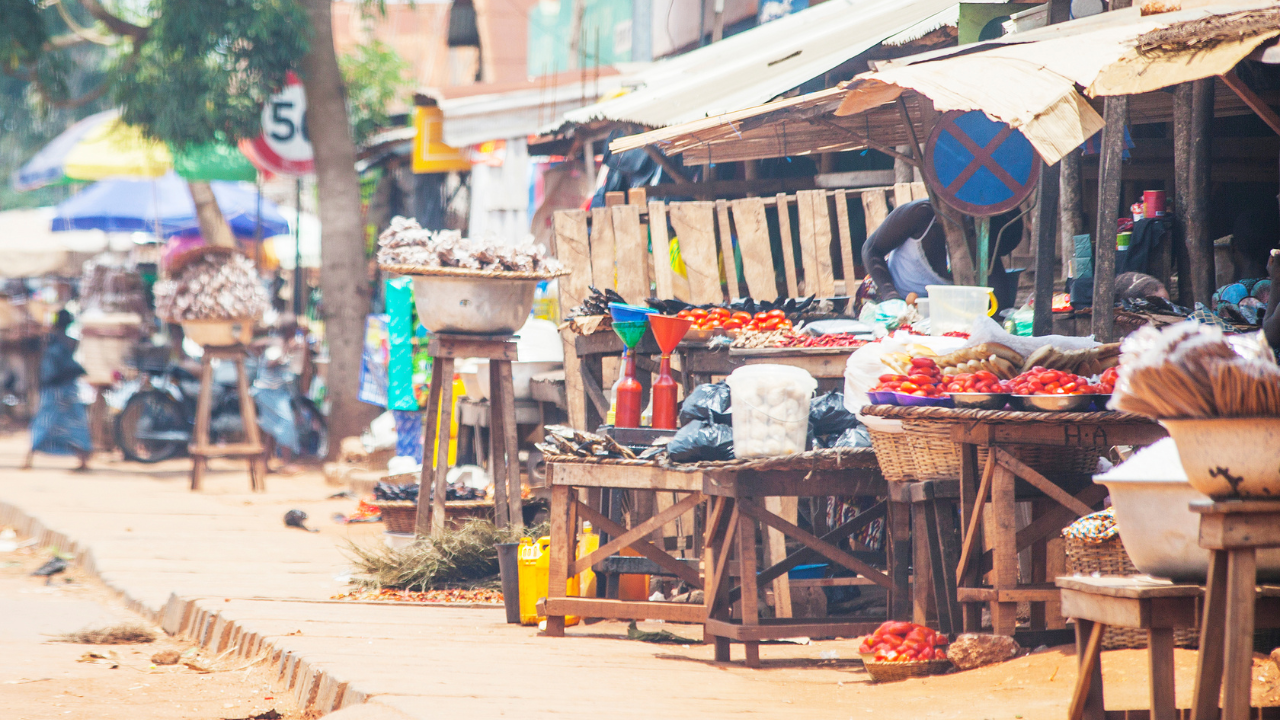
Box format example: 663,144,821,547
668,201,723,305
612,204,648,304
729,198,778,301
775,192,800,297
552,183,910,315
714,200,741,300
589,207,616,292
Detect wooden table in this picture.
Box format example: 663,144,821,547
541,449,895,668
1058,576,1280,720
863,405,1166,636
1190,501,1280,720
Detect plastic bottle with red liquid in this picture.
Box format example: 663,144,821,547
614,351,643,428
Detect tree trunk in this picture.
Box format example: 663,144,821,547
187,181,236,248
299,0,373,459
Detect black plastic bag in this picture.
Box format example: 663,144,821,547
667,420,734,462
679,382,733,426
832,425,871,448
809,391,859,437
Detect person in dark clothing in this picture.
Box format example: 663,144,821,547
861,199,1024,308
23,309,91,471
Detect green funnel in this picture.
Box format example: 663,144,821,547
612,320,649,349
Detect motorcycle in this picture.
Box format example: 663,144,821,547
112,343,326,464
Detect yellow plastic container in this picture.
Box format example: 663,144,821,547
429,375,464,467
517,537,580,627
578,522,600,598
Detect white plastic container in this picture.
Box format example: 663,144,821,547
1095,438,1280,581
925,285,996,335
725,364,816,459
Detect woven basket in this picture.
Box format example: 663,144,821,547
376,501,419,534
1064,534,1199,650
868,428,917,482
864,659,951,682
903,420,1100,482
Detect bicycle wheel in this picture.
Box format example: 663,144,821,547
115,390,188,463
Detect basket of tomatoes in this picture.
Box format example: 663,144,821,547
676,307,793,335
868,357,953,407
859,621,951,682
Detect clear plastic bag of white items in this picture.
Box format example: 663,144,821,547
726,365,816,458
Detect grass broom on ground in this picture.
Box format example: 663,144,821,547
346,519,545,592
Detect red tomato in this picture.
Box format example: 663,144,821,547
722,319,744,330
731,311,752,323
767,309,787,319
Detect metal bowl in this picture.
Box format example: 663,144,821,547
410,275,538,334
1013,394,1096,412
948,392,1012,410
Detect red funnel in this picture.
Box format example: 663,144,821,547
648,315,695,354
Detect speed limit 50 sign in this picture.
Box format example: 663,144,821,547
247,71,314,176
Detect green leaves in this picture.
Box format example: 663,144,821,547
113,0,312,148
338,39,410,145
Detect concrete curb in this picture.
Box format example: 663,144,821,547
0,500,373,717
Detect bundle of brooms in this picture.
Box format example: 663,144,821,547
1113,321,1280,419
346,519,543,592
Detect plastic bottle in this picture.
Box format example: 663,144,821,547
614,352,643,428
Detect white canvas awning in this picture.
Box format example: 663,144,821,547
558,0,960,130
0,208,131,277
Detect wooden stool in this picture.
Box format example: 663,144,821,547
190,345,265,492
413,334,522,536
1190,501,1280,720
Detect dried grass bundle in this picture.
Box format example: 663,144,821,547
1114,322,1280,419
346,519,543,592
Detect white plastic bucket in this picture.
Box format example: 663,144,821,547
925,285,996,335
725,364,817,459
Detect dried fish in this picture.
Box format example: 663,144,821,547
377,216,561,273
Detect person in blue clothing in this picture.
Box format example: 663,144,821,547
23,309,91,471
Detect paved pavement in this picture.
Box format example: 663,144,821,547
0,433,1213,719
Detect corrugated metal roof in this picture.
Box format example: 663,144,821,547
613,1,1280,167
838,0,1280,163
558,0,959,130
437,74,637,147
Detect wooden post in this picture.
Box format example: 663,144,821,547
1091,96,1127,343
1174,79,1215,307
1059,149,1084,279
1033,160,1060,336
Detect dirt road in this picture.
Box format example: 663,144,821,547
0,539,299,720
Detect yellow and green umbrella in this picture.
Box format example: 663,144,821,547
15,109,257,191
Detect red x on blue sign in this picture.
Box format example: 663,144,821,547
924,110,1040,217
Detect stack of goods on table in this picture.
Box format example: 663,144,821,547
866,340,1119,412
563,290,869,350
539,371,872,465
